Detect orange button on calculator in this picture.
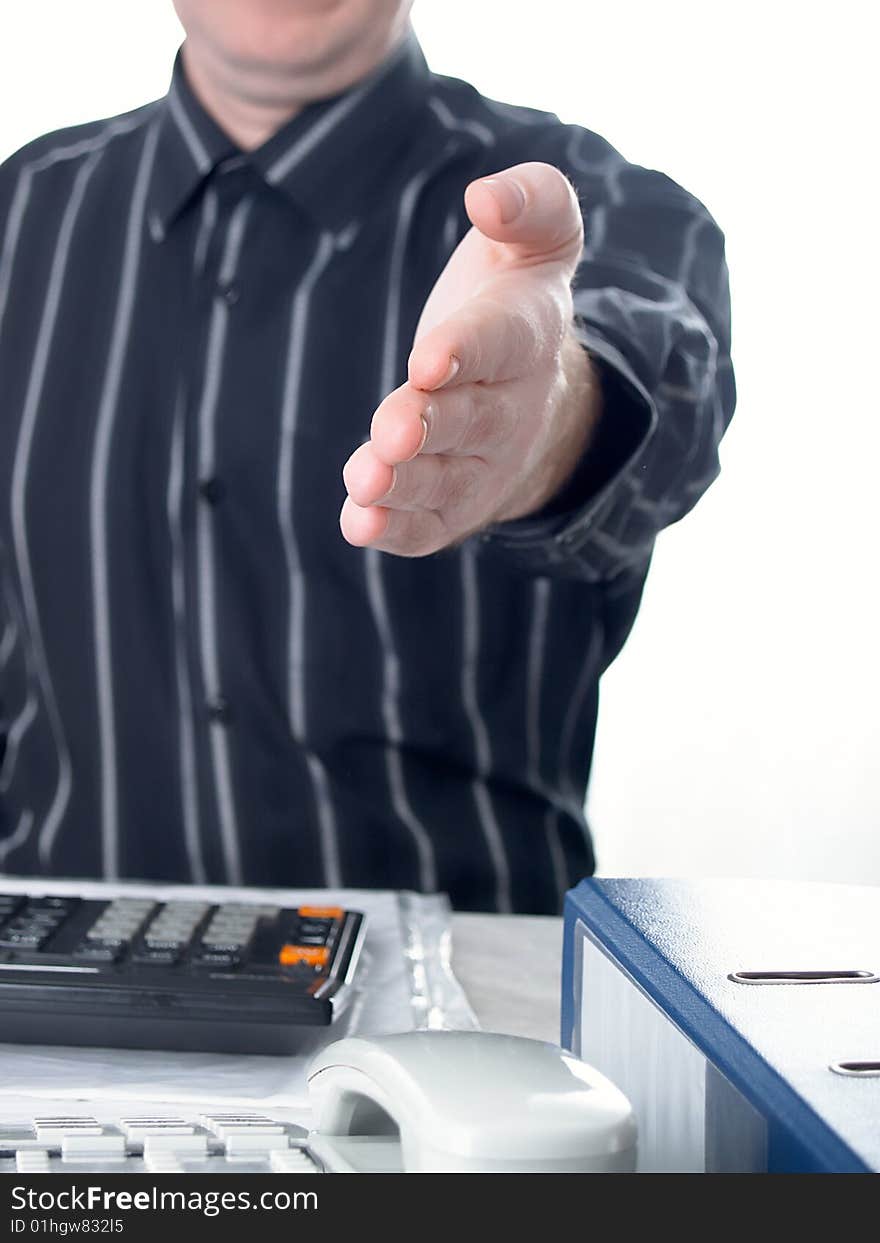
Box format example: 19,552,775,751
296,906,343,921
279,944,330,968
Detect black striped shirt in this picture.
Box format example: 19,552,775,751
0,35,734,912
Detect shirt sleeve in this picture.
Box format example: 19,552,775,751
478,123,736,583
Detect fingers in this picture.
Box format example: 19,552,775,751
368,380,516,464
409,288,566,389
465,162,583,268
340,498,449,558
343,442,486,513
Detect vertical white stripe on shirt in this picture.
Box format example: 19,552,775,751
0,548,37,794
0,568,20,671
264,36,408,186
0,116,147,336
0,620,17,668
166,399,206,884
367,167,438,893
428,97,509,907
460,544,512,913
193,188,218,276
194,196,253,885
525,576,567,908
526,578,551,791
543,807,568,908
0,809,34,868
10,155,102,867
1,119,151,868
0,691,37,795
89,121,160,880
0,174,32,339
543,617,606,885
167,84,211,174
277,229,341,885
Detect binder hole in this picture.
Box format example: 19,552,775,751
729,970,879,985
830,1061,880,1077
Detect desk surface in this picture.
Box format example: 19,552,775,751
451,914,563,1045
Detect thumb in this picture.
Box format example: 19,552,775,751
464,161,584,270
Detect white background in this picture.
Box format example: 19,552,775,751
1,2,877,884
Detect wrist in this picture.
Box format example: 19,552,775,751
502,330,602,521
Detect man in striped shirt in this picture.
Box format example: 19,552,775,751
0,3,734,912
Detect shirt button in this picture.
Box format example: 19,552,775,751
198,476,225,505
216,280,240,306
206,696,233,726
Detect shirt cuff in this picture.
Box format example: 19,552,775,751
474,322,657,571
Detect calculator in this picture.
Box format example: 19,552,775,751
0,893,364,1055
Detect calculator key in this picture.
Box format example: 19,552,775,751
297,906,343,921
278,944,329,967
0,933,47,949
130,948,180,965
192,951,240,968
21,909,62,923
74,945,120,963
84,929,129,944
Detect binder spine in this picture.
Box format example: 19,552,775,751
562,881,872,1174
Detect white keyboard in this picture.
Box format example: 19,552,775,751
0,1112,321,1174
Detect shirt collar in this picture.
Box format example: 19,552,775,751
149,31,433,239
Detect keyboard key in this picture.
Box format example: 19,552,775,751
17,1150,51,1173
271,1147,319,1173
34,1116,98,1125
62,1134,126,1161
143,1133,208,1158
121,1121,194,1140
144,1153,184,1173
213,1123,285,1138
225,1133,290,1157
36,1124,103,1142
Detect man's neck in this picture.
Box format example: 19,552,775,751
180,29,406,153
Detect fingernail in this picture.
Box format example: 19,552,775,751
377,465,397,503
417,404,434,453
434,355,460,389
481,175,526,224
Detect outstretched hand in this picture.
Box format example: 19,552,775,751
341,161,600,556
